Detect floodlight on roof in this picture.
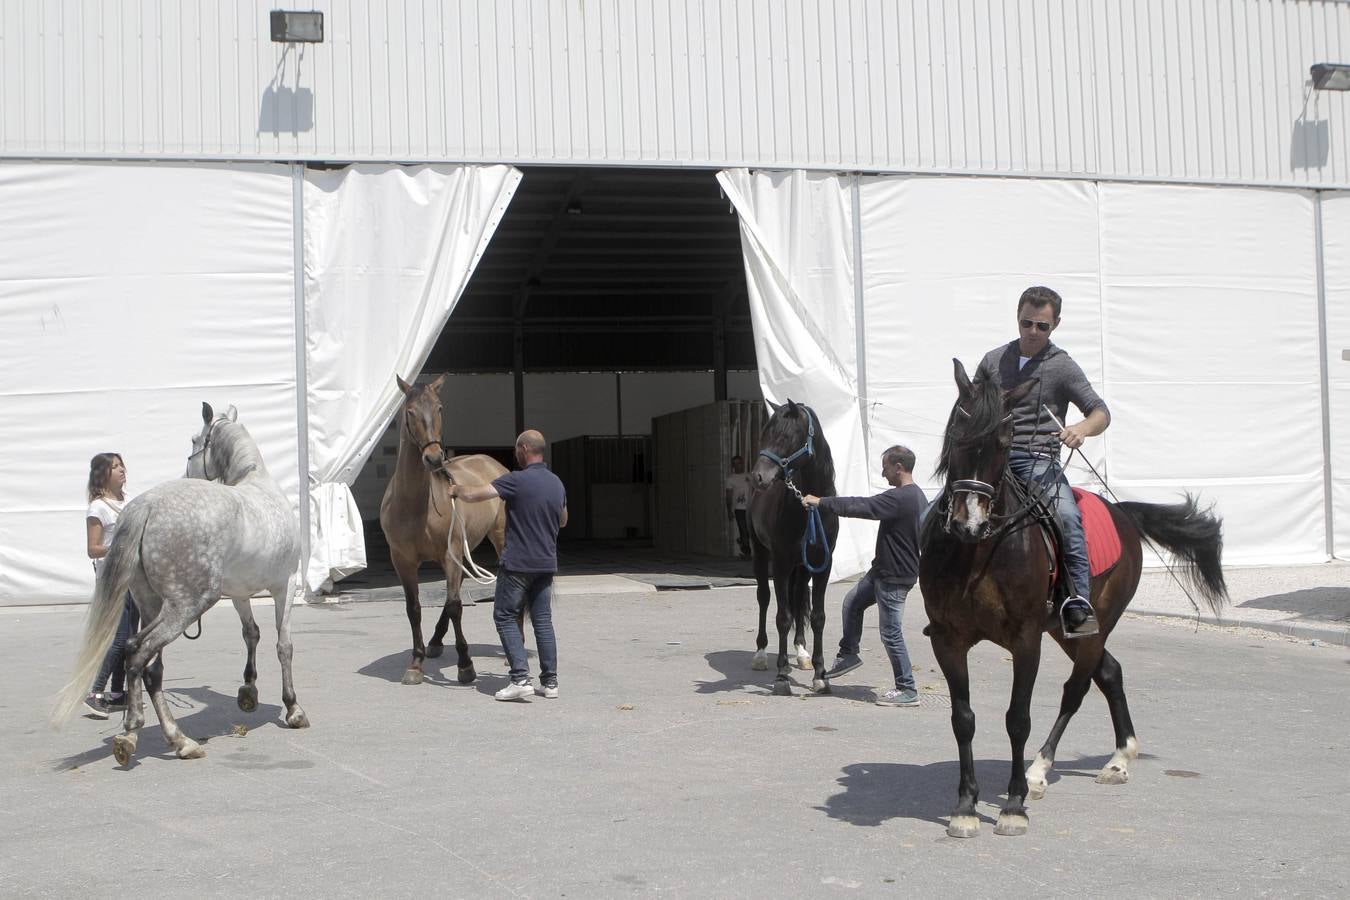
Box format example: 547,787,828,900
1311,63,1350,91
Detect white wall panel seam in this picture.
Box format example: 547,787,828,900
1315,191,1336,556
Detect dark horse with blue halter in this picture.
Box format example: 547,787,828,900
748,400,840,695
920,359,1227,837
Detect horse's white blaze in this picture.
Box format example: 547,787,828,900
962,493,987,535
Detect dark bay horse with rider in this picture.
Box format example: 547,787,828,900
921,287,1227,837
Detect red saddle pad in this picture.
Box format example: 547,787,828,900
1071,487,1122,576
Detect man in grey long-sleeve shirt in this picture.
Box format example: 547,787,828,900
803,445,927,707
974,285,1111,638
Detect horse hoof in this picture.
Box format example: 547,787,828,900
994,812,1029,836
1027,780,1047,801
457,664,477,685
812,678,830,694
1096,766,1129,786
751,651,768,671
426,643,444,659
401,669,424,686
112,734,136,766
177,740,206,760
286,708,310,729
794,651,812,671
237,685,258,712
772,681,793,697
946,815,980,838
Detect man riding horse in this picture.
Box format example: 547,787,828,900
973,285,1108,638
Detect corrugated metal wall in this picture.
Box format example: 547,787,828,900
4,0,1350,187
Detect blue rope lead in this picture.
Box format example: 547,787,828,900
801,504,832,574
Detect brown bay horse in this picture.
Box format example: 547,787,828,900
380,374,507,686
920,359,1227,838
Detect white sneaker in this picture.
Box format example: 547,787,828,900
494,681,534,702
535,683,559,699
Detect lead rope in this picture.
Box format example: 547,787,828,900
784,474,832,574
447,497,498,585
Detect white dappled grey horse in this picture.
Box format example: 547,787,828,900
53,403,308,764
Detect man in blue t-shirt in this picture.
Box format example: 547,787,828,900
448,429,568,701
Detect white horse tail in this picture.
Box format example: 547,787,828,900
50,501,149,727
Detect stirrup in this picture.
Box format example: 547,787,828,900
1059,596,1099,639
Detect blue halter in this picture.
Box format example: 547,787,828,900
758,407,816,481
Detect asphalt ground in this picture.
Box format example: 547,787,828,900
4,570,1349,898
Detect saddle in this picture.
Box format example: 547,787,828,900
1038,488,1123,601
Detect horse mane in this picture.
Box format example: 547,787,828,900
764,402,835,493
212,419,265,484
934,378,1005,479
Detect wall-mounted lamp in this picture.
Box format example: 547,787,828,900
270,10,324,43
1311,63,1350,91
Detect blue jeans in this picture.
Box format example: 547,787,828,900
91,593,139,695
838,569,915,692
1008,451,1089,598
493,571,557,686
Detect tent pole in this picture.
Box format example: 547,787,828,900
1315,191,1335,559
851,174,870,463
292,163,313,596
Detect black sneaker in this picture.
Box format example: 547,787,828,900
104,693,128,710
1060,596,1100,639
82,694,110,719
825,653,863,679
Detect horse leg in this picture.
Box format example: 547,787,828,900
752,548,771,671
142,652,205,760
437,555,476,684
1091,649,1138,785
232,596,261,713
995,633,1042,836
113,610,202,764
771,565,794,695
808,571,830,694
792,570,811,671
272,574,309,728
394,555,426,685
1026,639,1098,800
932,634,980,837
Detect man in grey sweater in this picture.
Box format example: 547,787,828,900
803,445,927,706
974,285,1110,638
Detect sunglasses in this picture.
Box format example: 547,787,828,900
1019,318,1053,333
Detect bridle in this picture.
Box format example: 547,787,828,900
404,408,445,459
187,418,222,480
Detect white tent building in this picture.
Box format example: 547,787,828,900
4,0,1350,605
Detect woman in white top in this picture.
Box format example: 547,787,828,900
82,452,140,719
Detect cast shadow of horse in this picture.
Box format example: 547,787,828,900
52,685,285,771
358,643,507,687
695,650,876,701
817,752,1160,828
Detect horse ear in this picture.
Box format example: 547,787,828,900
1006,377,1039,407
201,402,214,425
396,375,413,396
953,359,973,399
225,405,238,422
766,399,781,414
429,372,448,391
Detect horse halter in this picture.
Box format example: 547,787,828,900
758,407,816,487
187,419,221,479
404,407,445,457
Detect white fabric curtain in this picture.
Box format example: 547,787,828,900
0,161,299,605
722,169,1331,576
301,164,522,590
716,169,875,578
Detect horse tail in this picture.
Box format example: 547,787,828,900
50,501,149,727
1117,495,1228,615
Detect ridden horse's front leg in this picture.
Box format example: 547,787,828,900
931,633,980,837
1027,636,1099,800
808,570,830,694
394,556,427,685
272,575,309,728
752,548,771,671
1090,648,1138,785
232,596,261,713
434,553,477,684
770,563,796,695
996,632,1042,836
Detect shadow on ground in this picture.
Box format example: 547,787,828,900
818,753,1159,829
695,649,878,701
1238,586,1350,622
357,643,509,686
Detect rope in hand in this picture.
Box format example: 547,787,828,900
786,475,833,575
436,469,497,586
